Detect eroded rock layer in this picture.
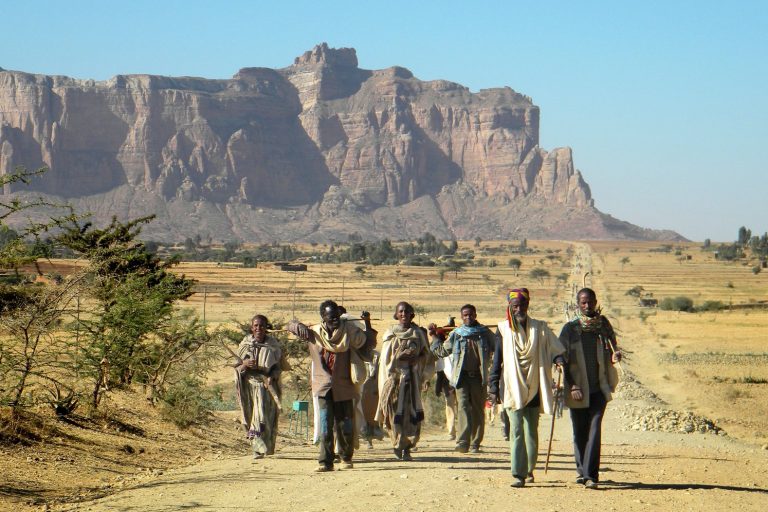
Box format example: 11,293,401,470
0,43,682,242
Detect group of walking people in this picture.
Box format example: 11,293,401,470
234,287,621,489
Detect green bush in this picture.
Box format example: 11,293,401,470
421,386,447,427
659,296,694,312
160,376,220,428
696,300,726,312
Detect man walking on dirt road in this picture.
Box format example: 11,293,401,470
559,288,622,489
429,304,494,454
489,288,567,488
288,301,377,472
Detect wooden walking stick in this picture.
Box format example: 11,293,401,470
608,340,625,375
544,367,563,474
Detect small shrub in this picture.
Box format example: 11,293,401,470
160,376,219,428
723,386,748,400
752,265,762,275
726,281,734,288
626,285,645,297
659,296,694,312
696,300,725,312
738,376,768,384
46,385,81,418
206,384,238,411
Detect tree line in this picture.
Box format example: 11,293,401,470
154,232,532,269
706,226,767,274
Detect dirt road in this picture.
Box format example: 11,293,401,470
54,388,767,512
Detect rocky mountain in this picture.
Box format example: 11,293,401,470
0,43,683,242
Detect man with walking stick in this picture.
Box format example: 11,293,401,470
559,287,622,489
544,367,564,473
489,288,566,488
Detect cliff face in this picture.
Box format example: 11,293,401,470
0,43,681,242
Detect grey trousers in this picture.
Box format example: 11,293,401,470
455,372,485,449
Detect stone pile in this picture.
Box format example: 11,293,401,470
614,372,665,404
659,352,768,365
619,405,724,435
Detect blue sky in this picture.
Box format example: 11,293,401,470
3,1,766,241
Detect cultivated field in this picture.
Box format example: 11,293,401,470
174,239,768,446
588,241,768,445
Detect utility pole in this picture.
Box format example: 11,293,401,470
203,287,207,325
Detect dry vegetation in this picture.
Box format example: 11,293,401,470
3,239,768,510
589,240,768,444
178,240,573,341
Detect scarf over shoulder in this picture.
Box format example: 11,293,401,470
237,334,283,373
379,325,432,373
309,319,368,352
376,324,435,424
453,324,491,338
497,318,565,413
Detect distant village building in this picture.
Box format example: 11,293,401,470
275,262,307,272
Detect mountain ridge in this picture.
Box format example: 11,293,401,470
0,43,684,242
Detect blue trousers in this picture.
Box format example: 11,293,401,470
316,391,354,468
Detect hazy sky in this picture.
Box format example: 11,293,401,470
3,1,766,242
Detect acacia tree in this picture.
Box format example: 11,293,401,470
136,308,221,404
0,166,84,415
508,258,522,276
0,277,81,412
0,166,50,223
444,260,466,278
620,257,631,270
529,267,550,285
56,215,196,408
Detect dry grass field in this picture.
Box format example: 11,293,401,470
587,240,768,445
174,239,768,446
7,240,768,511
177,240,574,334
33,239,768,447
